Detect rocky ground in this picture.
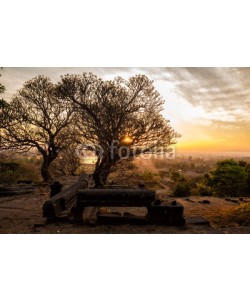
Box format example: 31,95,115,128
0,182,250,234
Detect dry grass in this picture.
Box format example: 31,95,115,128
212,203,250,227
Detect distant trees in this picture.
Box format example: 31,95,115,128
169,158,250,197
204,159,248,197
58,73,180,187
0,76,77,182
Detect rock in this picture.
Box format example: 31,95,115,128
199,200,210,204
239,198,248,202
230,199,239,203
224,198,239,203
147,201,185,226
185,198,195,202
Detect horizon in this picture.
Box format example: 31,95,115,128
175,149,250,158
1,67,250,153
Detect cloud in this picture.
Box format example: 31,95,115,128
2,67,250,118
163,67,250,116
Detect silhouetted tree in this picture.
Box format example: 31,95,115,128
58,73,180,187
0,76,77,182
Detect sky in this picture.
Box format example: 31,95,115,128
1,67,250,154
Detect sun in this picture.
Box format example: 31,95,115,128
122,136,133,144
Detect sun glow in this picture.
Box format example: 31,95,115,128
122,136,133,144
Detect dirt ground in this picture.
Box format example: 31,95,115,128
0,184,250,234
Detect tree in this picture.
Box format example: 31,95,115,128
0,70,5,95
240,161,250,194
0,76,76,182
0,70,8,110
57,73,180,187
206,159,248,197
51,144,83,176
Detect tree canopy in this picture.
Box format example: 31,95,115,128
58,73,180,187
0,75,77,182
205,159,248,197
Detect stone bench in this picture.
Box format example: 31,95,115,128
69,188,185,226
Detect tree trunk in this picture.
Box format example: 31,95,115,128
41,157,54,182
93,157,113,188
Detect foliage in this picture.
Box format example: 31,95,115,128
196,182,213,196
140,168,160,181
0,71,8,112
0,71,5,98
170,171,183,182
246,172,250,194
205,159,248,197
173,181,191,197
0,161,20,173
158,170,170,178
0,158,41,184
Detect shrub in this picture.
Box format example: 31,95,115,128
0,158,41,184
173,181,191,197
196,183,213,196
170,171,183,182
158,170,170,178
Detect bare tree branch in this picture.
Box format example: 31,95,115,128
0,75,79,182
